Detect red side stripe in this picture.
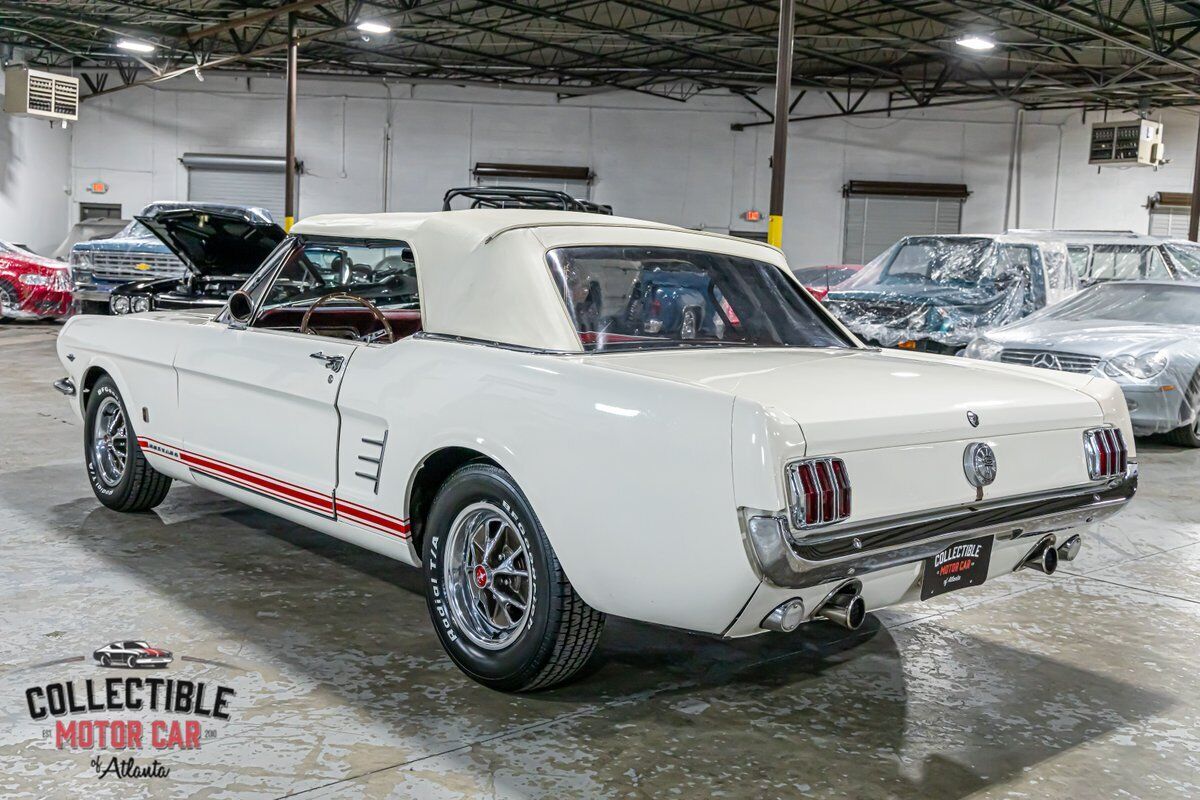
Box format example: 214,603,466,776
180,452,334,512
336,501,411,536
136,435,410,537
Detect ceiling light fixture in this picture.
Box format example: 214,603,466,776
116,39,156,53
955,34,996,51
356,21,392,35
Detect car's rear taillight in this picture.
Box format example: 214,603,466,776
1083,427,1128,480
786,457,851,530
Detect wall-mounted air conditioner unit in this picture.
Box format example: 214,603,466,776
3,66,79,122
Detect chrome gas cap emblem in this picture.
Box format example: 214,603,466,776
963,442,998,488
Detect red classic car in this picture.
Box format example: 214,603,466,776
0,241,72,321
793,264,862,302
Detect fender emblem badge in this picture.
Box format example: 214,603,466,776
967,410,980,428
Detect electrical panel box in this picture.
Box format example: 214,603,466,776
3,66,79,122
1088,119,1163,166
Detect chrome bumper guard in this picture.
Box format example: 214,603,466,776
745,464,1137,589
53,377,76,396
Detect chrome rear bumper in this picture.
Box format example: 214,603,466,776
744,464,1137,590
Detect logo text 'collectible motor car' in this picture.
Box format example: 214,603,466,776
55,210,1137,691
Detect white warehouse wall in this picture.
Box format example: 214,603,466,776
0,71,72,255
5,71,1197,266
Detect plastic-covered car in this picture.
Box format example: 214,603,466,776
1008,229,1200,285
824,234,1077,354
0,241,72,321
622,261,732,339
70,202,276,314
963,280,1200,445
792,264,861,302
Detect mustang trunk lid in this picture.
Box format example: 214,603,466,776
585,348,1105,454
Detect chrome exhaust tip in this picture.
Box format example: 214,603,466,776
1057,534,1082,562
1021,539,1059,575
817,590,867,630
761,598,806,633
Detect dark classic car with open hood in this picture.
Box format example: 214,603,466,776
108,205,286,315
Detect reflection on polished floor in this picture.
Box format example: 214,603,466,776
1,322,1197,799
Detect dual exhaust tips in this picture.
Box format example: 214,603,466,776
1021,534,1083,575
762,582,866,633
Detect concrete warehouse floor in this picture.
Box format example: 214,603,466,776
1,321,1198,800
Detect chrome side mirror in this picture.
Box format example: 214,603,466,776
228,290,254,324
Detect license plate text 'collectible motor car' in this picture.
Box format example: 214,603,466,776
54,210,1137,691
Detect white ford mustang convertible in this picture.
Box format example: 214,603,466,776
55,210,1138,690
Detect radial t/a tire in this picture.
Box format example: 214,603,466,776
423,463,604,692
84,376,172,512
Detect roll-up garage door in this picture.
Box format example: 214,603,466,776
182,153,295,221
841,181,968,265
1147,192,1191,237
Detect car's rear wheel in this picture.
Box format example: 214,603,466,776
84,376,172,511
1165,371,1200,448
423,463,604,691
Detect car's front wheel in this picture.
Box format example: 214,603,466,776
99,654,111,667
1165,371,1200,448
423,463,604,691
84,376,172,511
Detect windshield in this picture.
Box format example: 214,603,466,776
261,241,419,312
1164,243,1200,279
875,237,993,285
1088,244,1170,281
546,246,851,352
1039,283,1200,326
114,219,158,240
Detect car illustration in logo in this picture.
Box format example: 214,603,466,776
93,641,173,669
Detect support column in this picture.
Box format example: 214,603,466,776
1189,116,1200,241
767,0,795,249
284,12,298,231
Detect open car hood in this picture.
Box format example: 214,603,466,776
136,207,285,278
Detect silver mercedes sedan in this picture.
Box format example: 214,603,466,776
962,280,1200,446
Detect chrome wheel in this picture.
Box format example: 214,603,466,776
0,283,16,318
679,308,698,339
91,396,128,487
443,502,534,650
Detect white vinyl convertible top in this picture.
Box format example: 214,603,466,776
291,209,789,351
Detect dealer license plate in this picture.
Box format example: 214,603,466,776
921,534,993,600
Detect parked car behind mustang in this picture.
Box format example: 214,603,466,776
108,205,286,315
1008,229,1200,285
71,202,278,314
824,234,1077,354
0,240,72,321
963,280,1200,446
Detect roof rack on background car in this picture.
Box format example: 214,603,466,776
442,186,613,215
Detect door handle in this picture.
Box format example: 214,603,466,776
309,351,345,373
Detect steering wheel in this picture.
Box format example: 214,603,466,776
299,293,395,344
